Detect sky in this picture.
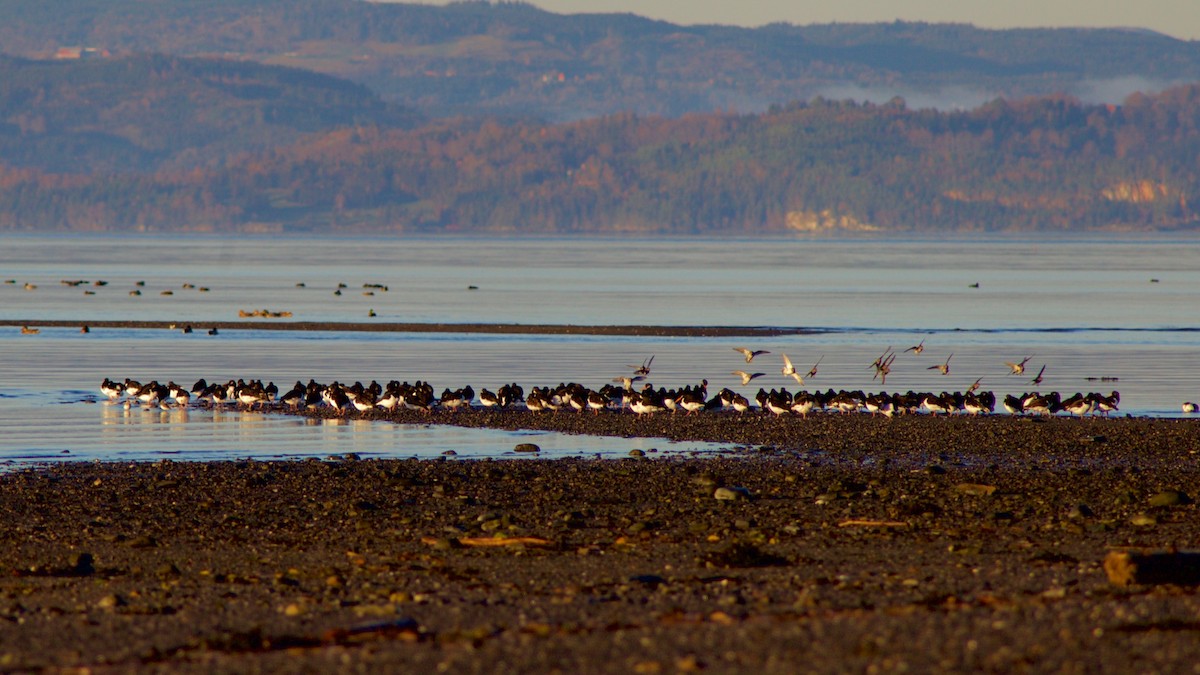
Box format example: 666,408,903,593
414,1,1200,41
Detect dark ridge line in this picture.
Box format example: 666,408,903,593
0,319,819,338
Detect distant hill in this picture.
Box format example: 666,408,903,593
1,0,1198,120
0,53,419,173
2,59,1198,234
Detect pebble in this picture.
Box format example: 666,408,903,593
1067,504,1094,519
1148,489,1191,507
96,594,125,610
514,443,540,453
714,486,752,501
628,449,646,457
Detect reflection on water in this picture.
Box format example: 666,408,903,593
1,234,1198,465
0,397,728,466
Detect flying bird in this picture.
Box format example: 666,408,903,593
733,347,770,363
869,347,892,371
780,353,804,385
1031,364,1046,386
928,353,953,375
905,338,926,355
626,355,654,376
806,355,823,379
732,370,765,385
1005,356,1033,375
611,375,645,390
872,351,897,385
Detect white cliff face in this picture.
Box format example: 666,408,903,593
785,209,879,232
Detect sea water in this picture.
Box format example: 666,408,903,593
1,234,1197,465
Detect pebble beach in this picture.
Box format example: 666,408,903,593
2,411,1199,672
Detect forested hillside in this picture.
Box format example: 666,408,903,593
2,55,1197,234
1,0,1197,120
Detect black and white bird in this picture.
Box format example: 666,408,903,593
733,347,769,363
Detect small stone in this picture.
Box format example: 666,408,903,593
514,443,540,453
1068,504,1094,519
1148,490,1191,508
1130,513,1158,526
96,594,125,610
628,449,646,457
714,486,752,501
955,483,997,496
69,553,95,576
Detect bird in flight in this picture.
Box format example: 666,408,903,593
968,377,984,393
869,347,893,372
733,347,770,363
627,355,654,377
780,353,804,385
611,375,645,390
732,370,765,385
1031,364,1046,386
905,338,926,355
872,350,897,385
806,355,823,379
1004,356,1033,375
928,353,953,375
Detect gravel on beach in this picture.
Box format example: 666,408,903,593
2,412,1199,672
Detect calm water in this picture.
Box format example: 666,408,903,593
2,234,1198,465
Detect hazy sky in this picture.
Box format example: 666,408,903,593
414,1,1200,41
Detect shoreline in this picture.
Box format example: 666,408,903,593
2,413,1198,671
276,405,1200,468
0,319,816,337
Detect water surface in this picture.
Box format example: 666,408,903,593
2,234,1197,465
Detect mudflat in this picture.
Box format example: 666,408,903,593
2,413,1199,672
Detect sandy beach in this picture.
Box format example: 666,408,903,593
2,411,1199,672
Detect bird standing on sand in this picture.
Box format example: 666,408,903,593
928,353,953,375
780,353,804,385
732,370,764,385
1005,356,1033,375
733,347,769,363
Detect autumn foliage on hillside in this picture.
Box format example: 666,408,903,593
1,54,1198,233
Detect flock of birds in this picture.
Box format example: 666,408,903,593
97,338,1130,419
